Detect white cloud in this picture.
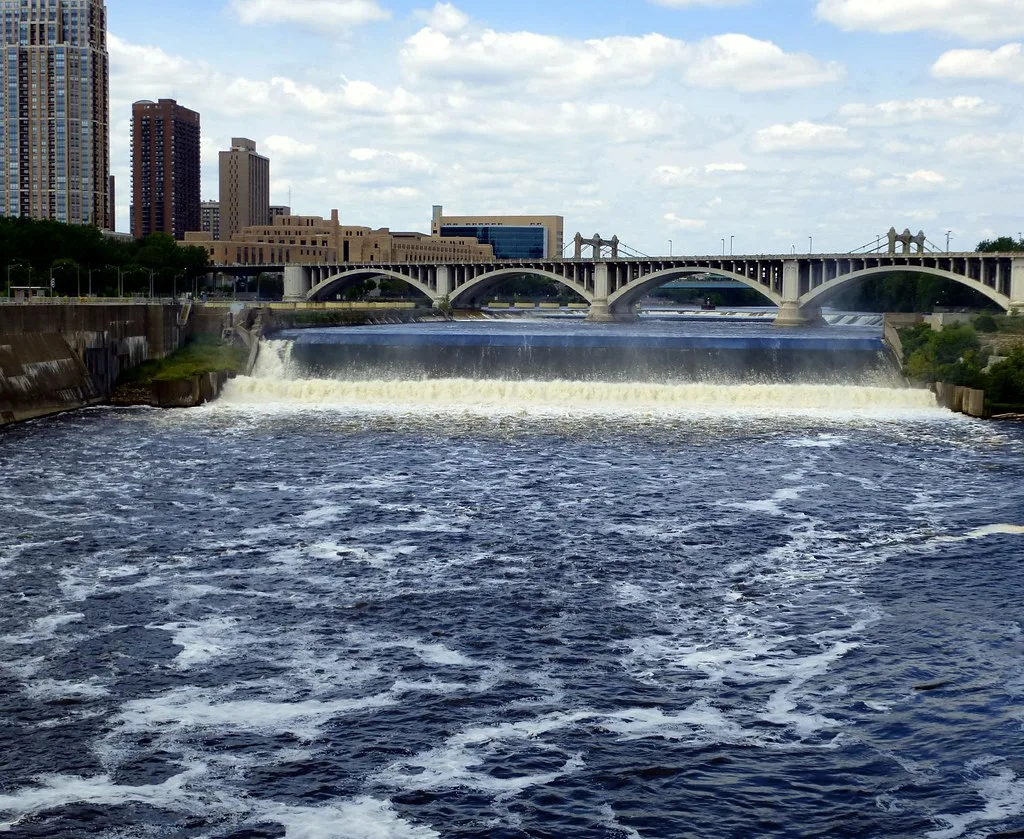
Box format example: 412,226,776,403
652,0,748,5
932,43,1024,84
839,96,1001,126
348,148,436,172
752,121,860,153
264,136,318,159
816,0,1024,40
945,132,1024,162
665,214,708,230
705,162,748,172
881,139,937,156
401,27,841,94
845,167,874,181
652,165,699,186
683,34,844,91
418,2,470,33
877,170,955,192
230,0,390,31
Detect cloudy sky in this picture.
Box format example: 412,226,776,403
108,0,1024,255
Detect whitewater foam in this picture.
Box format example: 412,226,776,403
220,375,940,417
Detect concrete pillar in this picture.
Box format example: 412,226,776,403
433,266,453,309
774,259,822,328
283,265,312,302
1011,257,1024,313
586,263,615,322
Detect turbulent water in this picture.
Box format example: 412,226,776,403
2,323,1024,838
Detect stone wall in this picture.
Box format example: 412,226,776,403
0,333,101,424
0,304,187,428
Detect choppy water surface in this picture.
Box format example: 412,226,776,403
2,324,1024,838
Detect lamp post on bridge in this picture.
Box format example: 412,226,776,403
730,235,734,256
946,231,953,253
669,239,673,257
809,236,813,254
721,238,726,256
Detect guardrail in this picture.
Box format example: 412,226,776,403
0,296,185,305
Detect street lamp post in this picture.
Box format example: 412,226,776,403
730,235,734,256
809,236,813,254
946,231,953,253
721,238,726,256
669,239,673,257
6,259,28,299
105,264,122,298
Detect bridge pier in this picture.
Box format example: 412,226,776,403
1012,258,1024,314
284,265,312,302
774,302,824,328
775,260,823,327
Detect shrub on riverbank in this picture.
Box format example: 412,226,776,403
118,337,247,385
899,323,1024,408
902,324,987,387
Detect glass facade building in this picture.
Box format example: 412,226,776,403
0,0,109,227
440,226,547,260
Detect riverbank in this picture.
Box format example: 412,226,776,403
894,315,1024,420
111,337,247,408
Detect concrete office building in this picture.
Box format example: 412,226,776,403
0,0,110,227
200,200,220,240
219,137,269,241
269,204,290,222
431,206,563,260
130,98,201,240
182,210,494,266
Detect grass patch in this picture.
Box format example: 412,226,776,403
119,337,247,385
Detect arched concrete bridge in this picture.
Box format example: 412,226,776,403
284,253,1024,325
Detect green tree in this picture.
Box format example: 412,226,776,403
977,236,1024,253
986,347,1024,405
903,324,987,386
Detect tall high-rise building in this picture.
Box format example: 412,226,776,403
219,137,269,241
200,200,220,240
130,99,200,240
0,0,110,227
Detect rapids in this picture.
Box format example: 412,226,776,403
1,321,1022,838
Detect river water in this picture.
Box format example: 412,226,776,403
1,321,1024,838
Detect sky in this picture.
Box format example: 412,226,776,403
106,0,1024,256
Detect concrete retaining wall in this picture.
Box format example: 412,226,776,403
0,333,101,424
153,372,228,408
0,303,187,428
934,382,988,418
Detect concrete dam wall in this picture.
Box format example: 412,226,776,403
0,304,188,428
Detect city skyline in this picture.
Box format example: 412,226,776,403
100,1,1024,253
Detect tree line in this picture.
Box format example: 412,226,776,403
0,217,210,297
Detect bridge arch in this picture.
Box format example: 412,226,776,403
448,268,593,306
798,265,1011,311
307,269,435,302
607,267,783,312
